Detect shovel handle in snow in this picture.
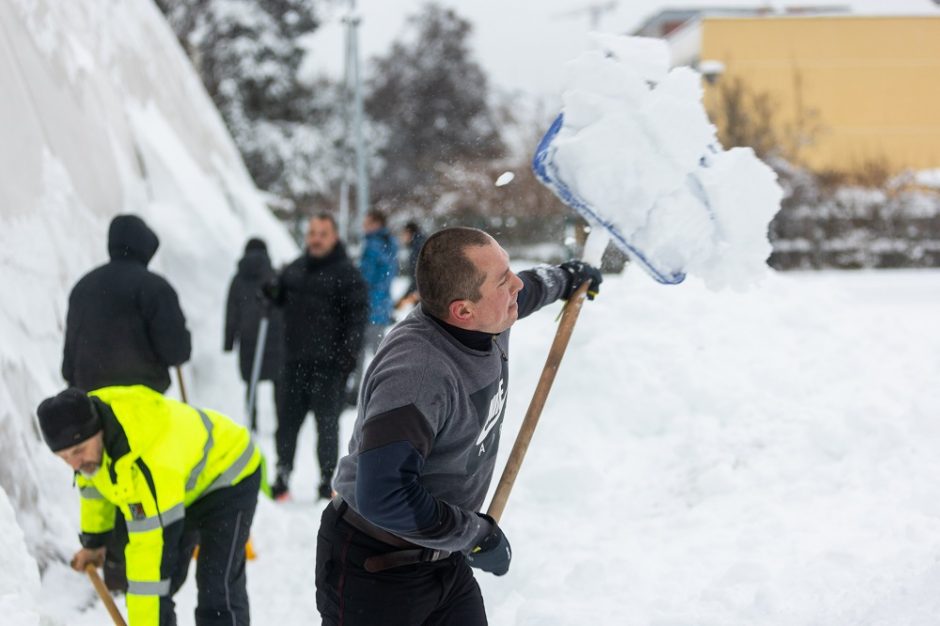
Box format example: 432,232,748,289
176,366,189,404
486,279,592,523
84,564,127,626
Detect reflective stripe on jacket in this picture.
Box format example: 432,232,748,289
75,385,261,626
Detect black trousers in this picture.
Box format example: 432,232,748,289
168,467,261,626
276,361,347,480
315,502,487,626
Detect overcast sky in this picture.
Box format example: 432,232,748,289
304,0,940,100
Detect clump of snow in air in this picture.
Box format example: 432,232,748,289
549,34,783,289
495,171,515,187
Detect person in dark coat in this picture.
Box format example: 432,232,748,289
265,213,368,501
395,220,426,310
60,213,191,593
63,214,191,394
224,237,285,431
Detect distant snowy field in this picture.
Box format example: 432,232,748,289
39,267,940,625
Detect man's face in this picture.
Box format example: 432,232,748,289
462,240,524,334
362,215,379,235
306,217,339,258
56,432,104,477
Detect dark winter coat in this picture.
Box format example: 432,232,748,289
404,230,425,297
272,242,368,372
224,248,285,382
62,215,191,393
359,228,398,325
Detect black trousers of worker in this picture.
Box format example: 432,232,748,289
276,360,347,481
168,467,261,626
315,502,487,626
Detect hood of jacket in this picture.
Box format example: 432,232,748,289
238,248,273,280
108,215,159,265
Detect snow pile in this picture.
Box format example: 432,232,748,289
0,0,295,583
0,488,40,626
546,34,782,289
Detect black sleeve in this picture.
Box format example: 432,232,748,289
516,265,570,319
62,292,76,385
224,277,239,351
141,277,192,367
337,265,369,368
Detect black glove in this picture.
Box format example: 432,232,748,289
559,260,603,301
259,279,280,303
466,514,511,576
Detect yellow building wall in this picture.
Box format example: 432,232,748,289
700,16,940,172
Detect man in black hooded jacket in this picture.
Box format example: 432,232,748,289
63,214,192,393
265,213,368,501
60,213,191,592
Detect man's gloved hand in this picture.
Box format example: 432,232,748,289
560,260,603,301
466,514,511,576
259,278,280,302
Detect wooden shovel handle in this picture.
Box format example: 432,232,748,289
176,366,188,404
84,564,127,626
486,280,591,523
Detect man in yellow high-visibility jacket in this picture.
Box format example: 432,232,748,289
37,385,262,626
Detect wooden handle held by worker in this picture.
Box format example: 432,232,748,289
84,564,127,626
486,280,591,523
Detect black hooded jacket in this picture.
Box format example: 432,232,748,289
224,244,284,382
62,215,191,393
272,242,368,370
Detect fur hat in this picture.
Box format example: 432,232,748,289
36,388,102,452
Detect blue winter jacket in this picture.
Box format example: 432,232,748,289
360,228,398,325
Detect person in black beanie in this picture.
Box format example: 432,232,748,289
60,213,191,592
37,385,262,626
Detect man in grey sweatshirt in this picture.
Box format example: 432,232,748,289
316,227,602,625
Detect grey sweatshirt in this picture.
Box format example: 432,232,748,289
332,265,570,553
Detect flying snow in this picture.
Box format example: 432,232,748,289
544,34,783,290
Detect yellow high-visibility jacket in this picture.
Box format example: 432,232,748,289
76,385,261,626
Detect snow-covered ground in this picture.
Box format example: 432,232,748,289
37,267,940,625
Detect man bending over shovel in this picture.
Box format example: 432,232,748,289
316,227,602,625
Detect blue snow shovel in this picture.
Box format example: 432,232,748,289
488,113,686,522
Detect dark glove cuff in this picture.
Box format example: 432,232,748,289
79,531,110,549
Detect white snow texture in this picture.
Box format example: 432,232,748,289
551,35,783,289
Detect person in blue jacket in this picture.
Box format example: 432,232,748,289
348,210,398,405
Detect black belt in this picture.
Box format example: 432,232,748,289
332,497,452,573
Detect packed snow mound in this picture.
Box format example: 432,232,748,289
536,35,782,290
0,0,296,575
0,487,40,625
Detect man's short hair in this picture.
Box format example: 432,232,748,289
403,221,420,236
366,209,387,227
416,227,492,319
310,212,337,230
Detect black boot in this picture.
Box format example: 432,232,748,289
271,471,290,501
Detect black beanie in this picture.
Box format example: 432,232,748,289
36,388,102,452
245,237,267,253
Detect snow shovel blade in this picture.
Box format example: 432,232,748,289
532,113,686,285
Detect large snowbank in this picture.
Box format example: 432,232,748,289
0,0,295,593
